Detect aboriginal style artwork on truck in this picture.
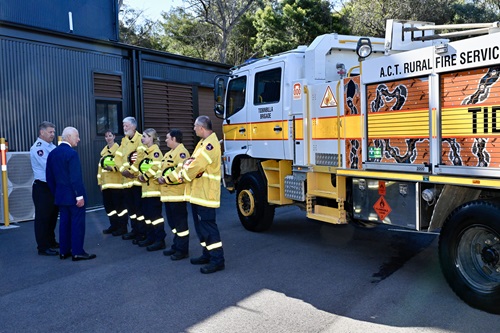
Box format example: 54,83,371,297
344,76,363,169
441,66,500,167
365,77,430,165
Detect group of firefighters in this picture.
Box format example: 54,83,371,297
97,115,225,274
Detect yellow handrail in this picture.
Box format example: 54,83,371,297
1,138,10,227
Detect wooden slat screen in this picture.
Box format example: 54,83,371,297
198,87,223,144
94,73,122,98
143,80,195,151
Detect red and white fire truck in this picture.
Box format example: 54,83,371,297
214,19,500,314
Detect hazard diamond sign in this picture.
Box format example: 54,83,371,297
373,196,391,221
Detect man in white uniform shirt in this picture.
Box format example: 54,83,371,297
30,121,59,256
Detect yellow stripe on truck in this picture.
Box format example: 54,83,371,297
249,120,288,140
368,109,429,138
442,105,500,137
312,116,339,139
223,123,248,141
342,114,363,139
224,121,288,141
224,116,364,141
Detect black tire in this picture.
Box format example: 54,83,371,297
236,171,275,232
439,200,500,314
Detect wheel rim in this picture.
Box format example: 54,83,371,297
238,189,255,217
456,225,500,293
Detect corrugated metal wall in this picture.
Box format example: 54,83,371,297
0,35,132,208
141,59,219,88
0,38,130,149
1,0,118,41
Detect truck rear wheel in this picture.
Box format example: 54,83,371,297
439,200,500,314
236,171,275,232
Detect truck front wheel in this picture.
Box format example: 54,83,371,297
439,200,500,314
236,171,275,232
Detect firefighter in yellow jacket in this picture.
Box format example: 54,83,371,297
156,129,190,260
135,128,166,251
97,130,128,236
114,117,145,242
164,116,225,274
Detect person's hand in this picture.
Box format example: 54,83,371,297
138,174,146,183
76,198,85,207
104,166,113,171
157,176,166,184
122,170,133,178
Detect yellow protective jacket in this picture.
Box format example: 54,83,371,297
137,144,163,198
114,131,143,188
167,132,221,208
97,143,123,189
157,143,190,203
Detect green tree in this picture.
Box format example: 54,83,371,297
157,8,220,60
185,0,261,63
451,1,500,23
225,13,258,65
252,0,345,56
479,0,500,13
338,0,499,37
119,4,162,49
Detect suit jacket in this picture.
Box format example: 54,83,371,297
46,142,87,206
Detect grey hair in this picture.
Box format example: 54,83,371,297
39,121,55,132
61,127,78,141
123,116,137,128
195,115,212,131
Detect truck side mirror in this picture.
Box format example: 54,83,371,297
214,77,226,103
214,103,224,118
214,76,227,119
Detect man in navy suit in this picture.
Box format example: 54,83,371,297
46,127,96,261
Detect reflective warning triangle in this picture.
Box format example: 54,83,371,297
320,86,337,108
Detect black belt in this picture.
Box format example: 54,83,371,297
34,179,47,184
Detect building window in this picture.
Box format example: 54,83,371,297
96,101,122,135
93,72,123,135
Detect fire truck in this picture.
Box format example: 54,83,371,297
213,19,500,314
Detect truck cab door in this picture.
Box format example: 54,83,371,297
223,72,249,170
247,63,285,159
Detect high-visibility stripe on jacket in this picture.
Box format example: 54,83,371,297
158,143,190,203
114,131,142,188
138,144,163,198
177,132,221,208
97,143,123,190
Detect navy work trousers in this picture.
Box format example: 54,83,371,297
32,180,59,251
191,204,224,266
122,185,144,236
165,201,189,254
